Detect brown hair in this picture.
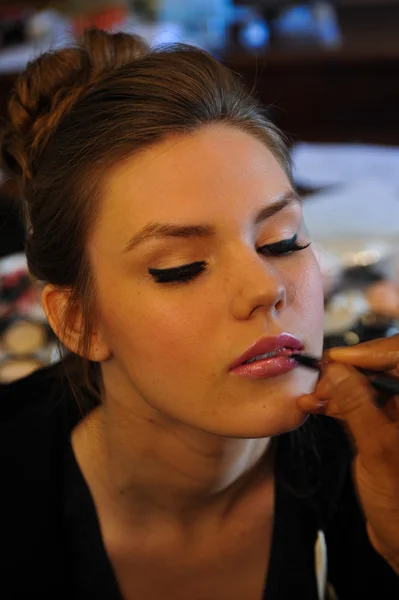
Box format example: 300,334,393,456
1,29,292,413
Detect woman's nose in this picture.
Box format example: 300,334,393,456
229,253,287,320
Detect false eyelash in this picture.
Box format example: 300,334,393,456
148,261,207,284
258,234,311,257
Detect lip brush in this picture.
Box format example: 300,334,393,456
291,353,399,404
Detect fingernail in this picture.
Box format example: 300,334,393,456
325,363,349,386
316,399,328,407
327,347,349,360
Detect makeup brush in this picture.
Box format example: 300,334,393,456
291,353,399,405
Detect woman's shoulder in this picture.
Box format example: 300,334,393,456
0,363,67,414
0,361,80,488
0,360,80,498
0,363,77,596
0,360,74,420
0,360,79,482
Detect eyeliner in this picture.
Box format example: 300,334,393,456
291,353,399,405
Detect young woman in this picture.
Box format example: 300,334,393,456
1,29,398,600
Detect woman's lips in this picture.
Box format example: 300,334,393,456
229,333,303,379
230,333,303,371
229,353,298,379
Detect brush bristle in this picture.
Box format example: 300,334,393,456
291,353,322,371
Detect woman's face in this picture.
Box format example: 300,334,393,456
89,125,324,438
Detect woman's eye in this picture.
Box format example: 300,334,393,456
258,233,311,257
148,261,207,284
147,234,310,284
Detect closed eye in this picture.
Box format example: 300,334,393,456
257,234,311,257
148,234,311,284
148,261,207,284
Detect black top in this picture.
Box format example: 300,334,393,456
0,363,398,599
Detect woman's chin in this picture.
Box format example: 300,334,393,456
215,371,317,438
204,402,310,440
239,410,308,439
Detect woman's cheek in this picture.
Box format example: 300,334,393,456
288,254,324,339
301,258,324,342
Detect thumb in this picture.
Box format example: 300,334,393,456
318,363,394,459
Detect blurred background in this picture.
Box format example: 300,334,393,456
0,0,399,382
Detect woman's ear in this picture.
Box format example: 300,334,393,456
41,284,111,361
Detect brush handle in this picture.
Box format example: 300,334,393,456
291,354,399,406
359,369,399,398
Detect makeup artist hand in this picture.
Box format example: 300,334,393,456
297,335,399,574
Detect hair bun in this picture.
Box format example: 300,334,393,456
1,29,148,183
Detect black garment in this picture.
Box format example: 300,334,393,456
0,364,398,599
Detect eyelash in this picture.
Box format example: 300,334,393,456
148,234,311,284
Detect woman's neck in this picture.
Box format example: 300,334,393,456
71,401,275,530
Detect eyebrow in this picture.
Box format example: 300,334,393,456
124,189,300,252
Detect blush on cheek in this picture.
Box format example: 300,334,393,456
303,266,325,347
288,256,324,346
287,253,323,303
99,292,202,374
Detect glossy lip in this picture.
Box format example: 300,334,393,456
230,355,299,379
229,333,303,371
